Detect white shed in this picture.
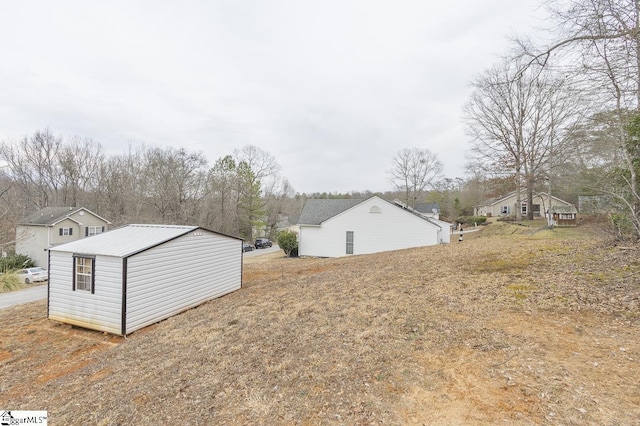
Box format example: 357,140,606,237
298,196,450,258
47,224,243,335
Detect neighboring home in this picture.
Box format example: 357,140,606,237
297,196,451,258
550,205,578,226
475,191,573,218
414,202,441,220
48,224,243,335
16,207,111,268
275,213,300,235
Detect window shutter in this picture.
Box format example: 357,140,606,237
91,258,96,294
101,226,104,232
59,228,63,236
72,257,76,291
85,227,89,237
69,228,73,236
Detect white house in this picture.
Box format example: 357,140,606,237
297,196,451,258
48,224,243,335
16,207,111,268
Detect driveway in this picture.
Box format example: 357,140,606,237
243,244,281,258
0,284,47,310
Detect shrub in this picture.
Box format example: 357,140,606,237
456,216,487,226
277,230,299,257
0,273,23,293
0,254,34,273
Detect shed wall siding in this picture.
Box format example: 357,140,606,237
300,198,439,258
48,251,122,334
125,231,241,333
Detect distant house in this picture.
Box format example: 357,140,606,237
297,196,451,258
16,207,111,268
475,191,573,218
48,224,243,335
550,205,578,226
414,202,441,220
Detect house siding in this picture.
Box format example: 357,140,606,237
48,251,123,334
15,225,50,268
300,197,440,258
125,230,242,334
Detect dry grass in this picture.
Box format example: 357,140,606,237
1,222,639,425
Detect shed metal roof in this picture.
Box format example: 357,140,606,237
48,224,220,258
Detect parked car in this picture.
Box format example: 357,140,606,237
16,267,48,284
254,238,272,249
242,243,254,252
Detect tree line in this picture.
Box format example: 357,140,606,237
0,129,293,242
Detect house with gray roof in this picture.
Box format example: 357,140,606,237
16,207,111,268
474,191,573,218
298,196,451,258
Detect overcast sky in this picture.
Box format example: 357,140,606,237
0,1,548,194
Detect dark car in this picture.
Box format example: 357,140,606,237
242,243,254,252
254,238,272,249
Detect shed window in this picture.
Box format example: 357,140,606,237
59,227,73,236
73,255,95,293
346,231,354,255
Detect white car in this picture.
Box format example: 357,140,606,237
16,267,48,284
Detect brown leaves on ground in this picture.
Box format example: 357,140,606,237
0,222,639,425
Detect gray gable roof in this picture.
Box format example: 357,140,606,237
550,205,577,214
19,207,110,226
298,199,365,225
414,203,440,214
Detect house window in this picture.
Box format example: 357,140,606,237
533,204,541,216
500,206,510,215
86,226,104,237
59,227,73,236
369,206,381,214
521,202,527,215
346,231,354,255
73,255,95,293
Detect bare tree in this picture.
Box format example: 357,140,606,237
464,58,578,220
0,129,63,212
202,155,239,235
140,146,208,224
58,136,104,207
93,145,146,226
388,147,443,209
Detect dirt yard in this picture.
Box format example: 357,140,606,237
1,222,638,425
